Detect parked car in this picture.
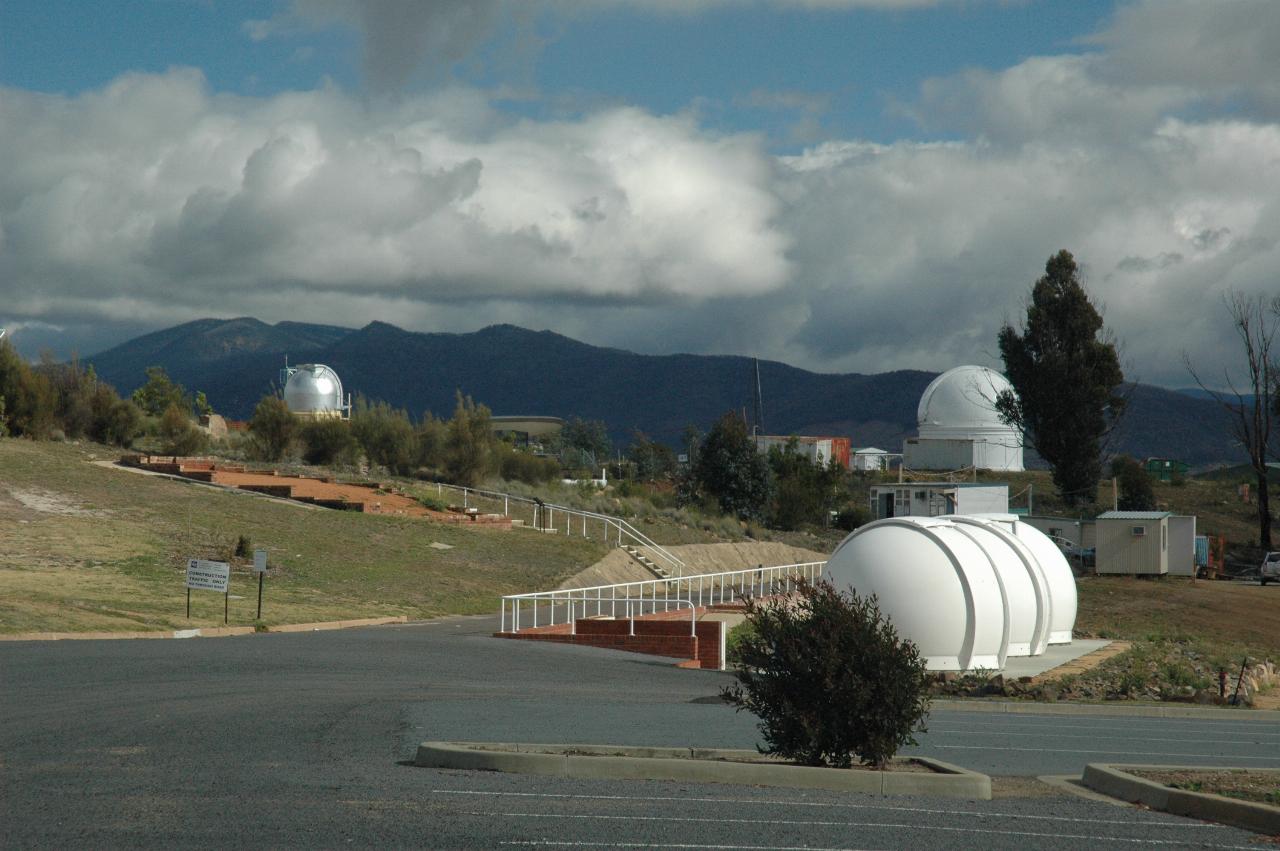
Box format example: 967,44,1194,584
1261,552,1280,585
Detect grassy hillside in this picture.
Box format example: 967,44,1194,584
0,440,606,634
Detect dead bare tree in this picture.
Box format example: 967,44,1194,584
1183,291,1277,551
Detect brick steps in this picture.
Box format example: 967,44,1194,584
120,454,512,526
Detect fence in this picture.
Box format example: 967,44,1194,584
425,481,685,576
499,561,827,633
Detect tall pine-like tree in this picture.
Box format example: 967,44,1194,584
997,250,1125,506
692,411,773,521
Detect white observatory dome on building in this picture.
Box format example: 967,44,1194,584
824,514,1076,671
903,365,1024,472
282,364,347,419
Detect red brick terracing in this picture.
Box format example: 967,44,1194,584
495,608,725,669
121,455,511,526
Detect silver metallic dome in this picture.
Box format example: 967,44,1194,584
283,364,344,414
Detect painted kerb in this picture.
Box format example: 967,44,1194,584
415,741,991,799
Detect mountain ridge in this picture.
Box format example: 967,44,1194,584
85,318,1244,466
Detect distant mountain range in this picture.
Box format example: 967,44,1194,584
85,318,1245,467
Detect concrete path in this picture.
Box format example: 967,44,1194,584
560,541,828,588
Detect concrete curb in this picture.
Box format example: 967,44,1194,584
1082,763,1280,835
931,698,1280,721
0,616,407,642
414,742,991,799
267,616,408,633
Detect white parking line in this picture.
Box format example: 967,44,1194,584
469,810,1245,846
503,842,879,850
932,718,1280,736
924,727,1280,745
429,789,1206,828
931,743,1280,761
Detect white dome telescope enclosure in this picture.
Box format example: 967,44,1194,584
903,365,1024,472
825,514,1076,671
282,364,350,419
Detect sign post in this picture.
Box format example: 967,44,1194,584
186,559,231,623
253,549,268,620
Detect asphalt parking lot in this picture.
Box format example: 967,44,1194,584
2,617,1273,848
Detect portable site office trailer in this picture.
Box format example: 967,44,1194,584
1097,511,1169,575
868,483,1009,520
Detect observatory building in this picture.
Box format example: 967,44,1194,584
281,364,349,420
902,365,1024,472
825,514,1076,671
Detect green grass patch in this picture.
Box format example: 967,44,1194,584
0,439,607,633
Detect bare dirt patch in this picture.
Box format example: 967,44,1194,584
990,776,1068,799
4,487,104,517
1129,769,1280,807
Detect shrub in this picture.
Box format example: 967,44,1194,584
721,579,930,768
833,504,869,532
159,403,207,456
248,395,298,461
498,447,559,485
300,417,358,466
1111,455,1155,511
350,398,417,474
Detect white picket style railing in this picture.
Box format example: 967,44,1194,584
499,561,827,633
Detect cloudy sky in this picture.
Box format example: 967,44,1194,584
2,0,1278,388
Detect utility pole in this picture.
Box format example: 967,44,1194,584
753,358,764,437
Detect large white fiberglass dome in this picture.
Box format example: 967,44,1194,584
916,365,1024,471
974,513,1077,645
825,514,1076,671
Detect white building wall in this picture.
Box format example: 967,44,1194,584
955,488,1012,515
902,438,974,471
853,449,889,471
869,485,1009,519
1168,515,1198,577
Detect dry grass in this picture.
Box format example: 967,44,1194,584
0,439,606,634
1076,576,1280,657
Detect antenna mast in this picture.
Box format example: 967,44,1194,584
753,358,764,436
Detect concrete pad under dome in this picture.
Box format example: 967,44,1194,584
998,638,1111,678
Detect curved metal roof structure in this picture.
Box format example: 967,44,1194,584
826,513,1076,671
283,364,344,416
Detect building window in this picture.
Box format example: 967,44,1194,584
1131,525,1147,537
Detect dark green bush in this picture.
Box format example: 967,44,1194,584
721,579,930,768
351,397,417,475
497,445,559,484
834,504,869,532
300,417,358,466
248,395,297,461
159,403,207,456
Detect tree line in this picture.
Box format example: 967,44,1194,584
245,391,561,488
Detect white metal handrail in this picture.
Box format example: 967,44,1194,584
570,598,696,638
500,561,826,634
425,480,686,576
